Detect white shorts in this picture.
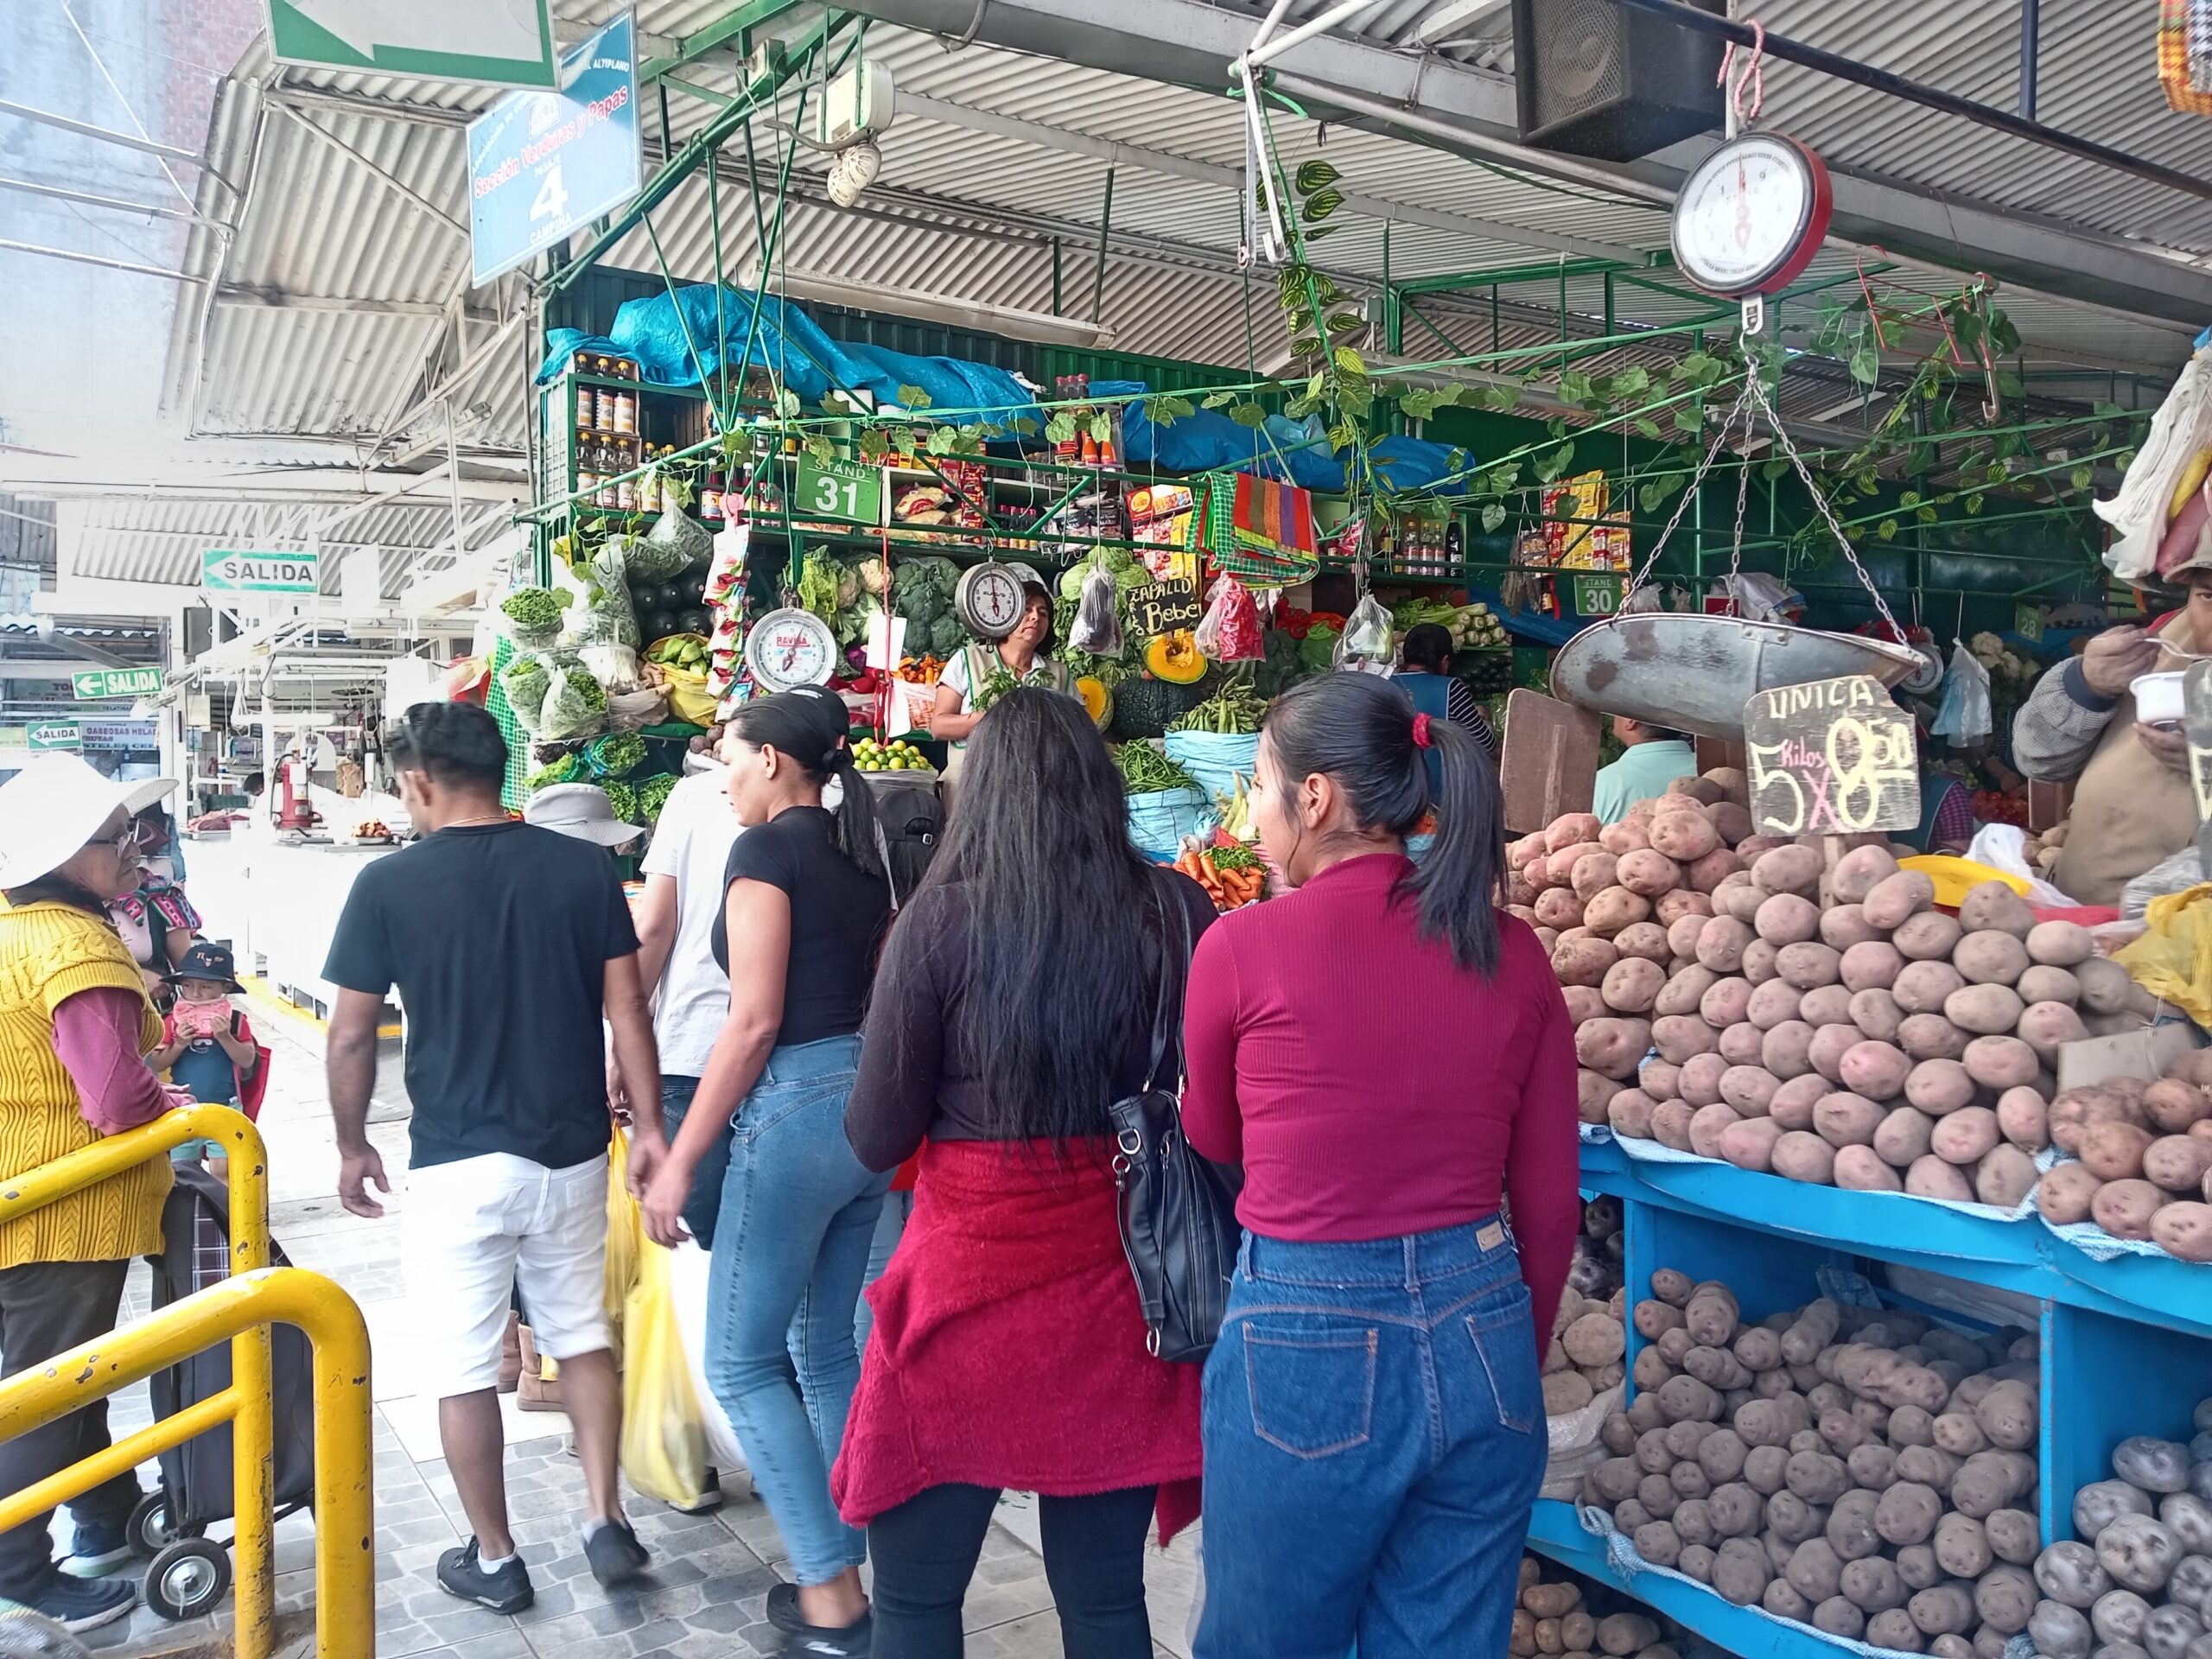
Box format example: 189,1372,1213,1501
403,1151,611,1399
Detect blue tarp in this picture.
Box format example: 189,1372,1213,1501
1106,380,1475,496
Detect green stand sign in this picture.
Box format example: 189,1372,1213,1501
1573,573,1624,617
265,0,557,87
794,457,884,525
28,720,81,752
203,549,320,595
72,667,163,702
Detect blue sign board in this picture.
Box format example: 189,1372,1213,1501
467,12,640,287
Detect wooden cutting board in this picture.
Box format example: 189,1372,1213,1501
1500,688,1601,836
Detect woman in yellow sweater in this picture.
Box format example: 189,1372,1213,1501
0,754,190,1631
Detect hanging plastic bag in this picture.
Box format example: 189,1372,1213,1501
627,506,709,582
668,1240,747,1472
538,661,611,741
604,1128,639,1344
569,540,641,649
1931,637,1993,744
2114,884,2212,1026
1334,591,1395,672
1192,575,1264,664
499,588,565,651
1068,550,1124,658
617,1237,710,1506
499,652,554,732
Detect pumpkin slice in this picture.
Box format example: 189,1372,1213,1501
1075,676,1114,730
1145,630,1207,685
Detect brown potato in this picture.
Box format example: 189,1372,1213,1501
1874,1105,1936,1167
1752,844,1823,898
1955,931,2032,988
1835,1144,1905,1191
2144,1079,2212,1134
2091,1178,2167,1241
1851,988,1907,1043
2150,1200,2212,1262
2036,1161,2104,1224
1607,1089,1659,1139
1547,813,1604,853
2027,919,2095,966
1614,921,1673,964
2017,1001,2090,1061
1894,911,1965,962
1995,1087,2050,1152
1746,979,1805,1032
1700,976,1756,1028
1696,917,1755,975
1579,1070,1625,1125
1601,957,1669,1015
1713,873,1764,925
2018,964,2082,1007
1688,849,1746,894
1572,851,1624,902
1599,820,1650,856
1842,941,1906,994
1652,1015,1719,1065
1690,1102,1743,1160
1822,905,1884,950
1962,1035,2041,1091
1654,963,1719,1018
1946,985,2026,1036
2076,957,2137,1015
1709,800,1753,845
1720,1116,1788,1172
1815,1091,1885,1148
1865,870,1938,930
1930,1106,2000,1166
1676,1051,1728,1107
1778,942,1844,989
1535,887,1588,931
1554,938,1622,987
1959,880,2037,940
1740,939,1780,986
1900,1014,1972,1063
1650,811,1721,863
1905,1156,1976,1202
1896,960,1968,1015
1906,1058,1978,1116
2080,1121,2156,1182
1977,1146,2038,1209
1721,1065,1782,1116
1833,845,1903,905
1719,1022,1768,1067
1649,1100,1696,1152
1758,1020,1817,1079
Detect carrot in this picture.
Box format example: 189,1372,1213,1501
1176,849,1208,883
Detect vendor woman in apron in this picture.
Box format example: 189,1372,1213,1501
921,582,1070,804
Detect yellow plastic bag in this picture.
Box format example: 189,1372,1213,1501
604,1129,639,1352
2114,883,2212,1027
617,1235,709,1507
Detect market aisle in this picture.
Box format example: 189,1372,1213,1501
80,1001,1197,1659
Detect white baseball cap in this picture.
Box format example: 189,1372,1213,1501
0,753,157,888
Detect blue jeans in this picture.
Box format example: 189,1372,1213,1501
855,1187,912,1355
1195,1217,1544,1659
702,1034,890,1585
658,1074,734,1249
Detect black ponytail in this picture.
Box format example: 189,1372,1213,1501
727,692,884,880
1262,671,1506,976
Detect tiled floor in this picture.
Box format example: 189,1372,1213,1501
63,1001,1201,1659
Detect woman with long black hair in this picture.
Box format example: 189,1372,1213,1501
832,687,1214,1659
1181,671,1580,1659
639,692,891,1658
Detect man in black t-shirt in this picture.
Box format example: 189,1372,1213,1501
323,703,666,1613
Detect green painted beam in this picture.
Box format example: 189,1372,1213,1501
639,0,805,83
1394,257,1636,299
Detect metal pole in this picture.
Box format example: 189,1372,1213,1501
2019,0,2040,122
709,150,729,426
1089,166,1116,326
1051,237,1062,315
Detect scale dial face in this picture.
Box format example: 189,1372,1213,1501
745,607,838,691
1671,133,1833,298
963,563,1026,639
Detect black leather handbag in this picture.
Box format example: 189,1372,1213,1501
1109,880,1243,1363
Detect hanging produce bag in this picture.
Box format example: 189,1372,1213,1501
1931,638,1993,745
569,541,641,649
1334,591,1395,672
499,652,555,732
538,661,611,741
630,508,709,582
499,588,565,651
1068,550,1125,658
1193,575,1265,663
2097,346,2212,580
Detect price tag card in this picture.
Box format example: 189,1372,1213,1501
1128,577,1204,639
1743,675,1920,837
865,612,906,672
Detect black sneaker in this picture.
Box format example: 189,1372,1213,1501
16,1571,137,1633
58,1518,136,1580
582,1518,648,1588
435,1539,533,1614
671,1467,724,1514
767,1584,872,1656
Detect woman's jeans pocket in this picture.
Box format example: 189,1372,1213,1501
1464,1281,1540,1434
1241,1324,1378,1459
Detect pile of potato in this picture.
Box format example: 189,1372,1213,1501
1583,1268,2044,1655
1548,1280,1628,1418
2035,1050,2212,1262
1512,1555,1704,1659
2023,823,2069,882
2026,1401,2212,1659
1513,775,2152,1204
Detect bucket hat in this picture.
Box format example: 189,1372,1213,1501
165,939,245,995
524,783,643,848
0,753,158,889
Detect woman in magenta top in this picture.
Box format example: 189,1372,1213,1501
1181,670,1580,1659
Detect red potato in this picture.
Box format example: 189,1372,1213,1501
1815,1092,1885,1148
1586,887,1655,936
2151,1202,2212,1262
2078,1121,2155,1182
1650,1099,1698,1152
1842,942,1906,995
2037,1162,2102,1224
1562,986,1608,1024
1697,918,1755,974
1572,851,1624,902
1554,938,1621,987
1954,931,2031,988
1614,921,1673,963
1580,1070,1626,1123
1548,842,1606,886
1894,960,1967,1015
1958,880,2037,941
1756,893,1822,947
1554,925,1599,948
1930,1107,2001,1166
1835,1144,1905,1192
1650,812,1722,863
1655,1015,1722,1065
1873,1105,1936,1167
1546,813,1604,853
1642,1058,1682,1102
1800,986,1854,1028
1721,1065,1783,1116
1508,905,1541,927
1807,1023,1863,1082
2075,957,2136,1015
2166,1050,2212,1088
1735,835,1788,860
1603,957,1669,1015
1850,989,1906,1044
2143,1135,2212,1194
1721,1116,1788,1172
1609,1089,1660,1140
1656,890,1716,925
1905,1059,1978,1116
1719,1022,1767,1067
1535,888,1587,930
1975,1144,2038,1209
1714,875,1766,925
2014,1001,2088,1061
1666,915,1712,961
1944,985,2024,1036
1688,849,1745,894
1995,1088,2050,1152
2025,920,2094,967
1905,1155,1976,1203
1893,912,1965,963
1679,1052,1730,1108
1600,820,1653,855
1507,870,1541,908
1898,1014,1969,1063
1655,964,1721,1018
1747,980,1806,1032
1708,801,1754,845
1771,1130,1840,1185
1507,832,1548,870
1961,1035,2040,1091
1690,1102,1742,1160
1535,927,1559,954
1655,785,1710,809
1821,906,1883,951
1578,1018,1656,1081
1863,870,1937,931
1777,943,1844,990
1832,845,1903,905
1740,939,1780,986
1751,844,1823,898
2017,964,2082,1007
1840,1040,1913,1101
2141,1078,2211,1133
1700,977,1756,1028
1618,849,1685,898
2049,1087,2145,1154
2091,1179,2167,1241
1770,1072,1830,1131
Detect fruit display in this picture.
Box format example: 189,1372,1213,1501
853,737,935,774
2025,1401,2212,1659
644,633,709,673
2035,1048,2212,1260
1526,779,2148,1207
1583,1265,2044,1649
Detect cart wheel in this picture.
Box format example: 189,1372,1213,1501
144,1539,229,1621
129,1491,175,1553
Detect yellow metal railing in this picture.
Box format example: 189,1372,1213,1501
0,1106,372,1658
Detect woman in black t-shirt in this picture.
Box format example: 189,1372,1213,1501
640,693,891,1656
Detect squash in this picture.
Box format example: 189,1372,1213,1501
1146,631,1207,685
2172,444,2212,522
1075,676,1114,730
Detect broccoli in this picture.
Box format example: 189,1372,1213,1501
929,614,967,657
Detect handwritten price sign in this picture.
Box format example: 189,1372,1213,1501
2184,663,2212,864
1743,675,1921,837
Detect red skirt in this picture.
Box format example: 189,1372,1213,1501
830,1137,1203,1542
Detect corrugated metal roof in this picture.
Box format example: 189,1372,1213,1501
67,495,512,595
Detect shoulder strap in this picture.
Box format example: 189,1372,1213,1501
1140,873,1193,1094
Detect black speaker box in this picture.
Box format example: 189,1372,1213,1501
1511,0,1727,162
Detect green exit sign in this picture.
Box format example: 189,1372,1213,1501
72,667,163,702
794,456,884,525
28,721,81,751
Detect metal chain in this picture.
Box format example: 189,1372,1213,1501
1623,376,1758,597
1745,372,1908,642
1729,415,1753,588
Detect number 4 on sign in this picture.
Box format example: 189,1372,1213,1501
531,164,569,224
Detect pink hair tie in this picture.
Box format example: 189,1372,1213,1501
1411,712,1434,749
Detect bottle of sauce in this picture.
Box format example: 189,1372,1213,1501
701,470,724,523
